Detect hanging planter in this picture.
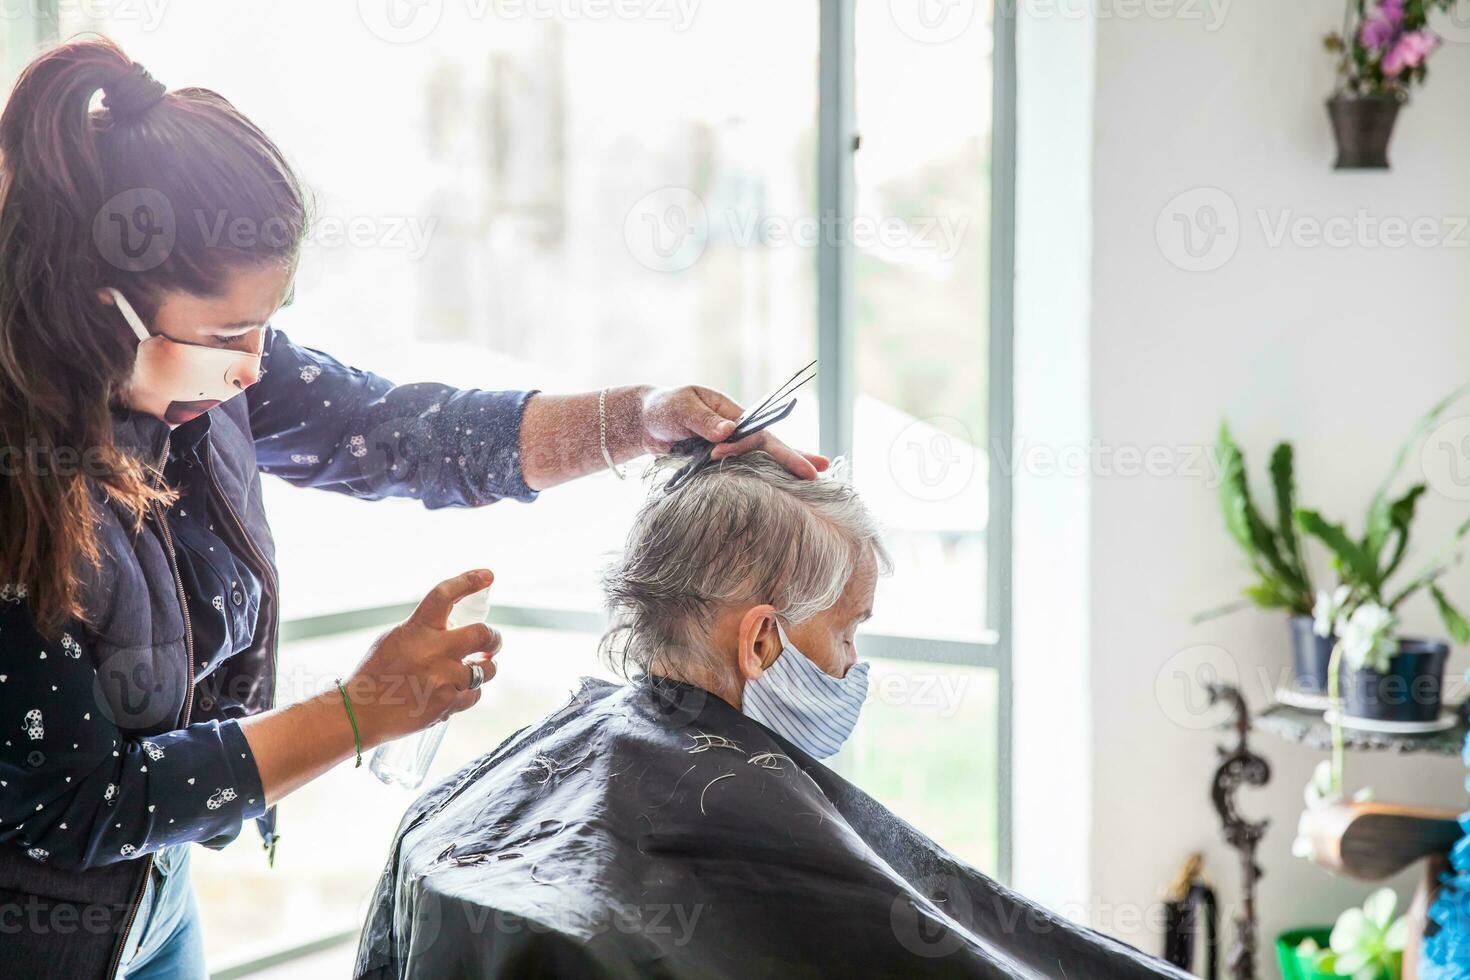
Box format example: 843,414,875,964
1322,0,1455,171
1326,93,1403,170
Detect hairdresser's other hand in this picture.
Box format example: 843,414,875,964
639,384,829,480
344,569,501,748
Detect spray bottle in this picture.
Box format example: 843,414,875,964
369,584,491,789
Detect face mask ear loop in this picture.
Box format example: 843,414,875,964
105,288,153,343
770,616,794,667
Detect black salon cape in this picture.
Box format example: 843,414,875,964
355,678,1187,980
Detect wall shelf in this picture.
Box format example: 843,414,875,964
1254,701,1467,757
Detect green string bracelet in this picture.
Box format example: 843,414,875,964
335,678,362,768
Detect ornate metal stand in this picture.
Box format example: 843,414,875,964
1205,683,1270,980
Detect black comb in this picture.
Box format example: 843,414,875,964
663,359,817,493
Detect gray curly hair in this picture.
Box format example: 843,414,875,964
599,450,892,687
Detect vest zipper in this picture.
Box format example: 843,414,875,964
107,434,193,980
104,852,154,980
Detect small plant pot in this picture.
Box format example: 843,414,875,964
1276,927,1399,980
1327,93,1404,170
1275,927,1334,980
1287,615,1335,699
1338,638,1448,724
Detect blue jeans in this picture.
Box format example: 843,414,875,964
118,844,206,980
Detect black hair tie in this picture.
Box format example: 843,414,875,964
103,63,166,122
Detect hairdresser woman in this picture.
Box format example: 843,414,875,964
0,39,827,980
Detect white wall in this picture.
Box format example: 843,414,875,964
1016,0,1470,969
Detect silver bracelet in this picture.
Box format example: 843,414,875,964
598,387,626,480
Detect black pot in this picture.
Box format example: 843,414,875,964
1338,638,1448,723
1326,94,1404,170
1288,614,1335,698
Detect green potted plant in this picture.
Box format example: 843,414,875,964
1323,0,1462,169
1276,888,1408,979
1212,427,1329,704
1296,387,1470,728
1213,385,1470,718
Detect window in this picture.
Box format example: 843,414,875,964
19,1,1012,970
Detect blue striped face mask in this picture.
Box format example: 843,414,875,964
741,618,870,759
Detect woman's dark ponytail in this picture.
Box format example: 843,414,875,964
0,37,309,636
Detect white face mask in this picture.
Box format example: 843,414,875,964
740,618,870,759
107,288,262,427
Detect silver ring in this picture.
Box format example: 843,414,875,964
467,663,485,690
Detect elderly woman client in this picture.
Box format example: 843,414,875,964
357,451,1190,979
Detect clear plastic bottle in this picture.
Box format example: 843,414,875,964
369,585,491,789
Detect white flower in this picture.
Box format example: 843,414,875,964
299,365,321,383
1340,603,1398,674
1312,585,1351,638
1304,759,1335,808
1293,761,1375,861
1292,809,1318,860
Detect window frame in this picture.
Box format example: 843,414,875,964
816,0,1017,882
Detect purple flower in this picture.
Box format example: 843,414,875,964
1383,29,1441,76
1359,0,1404,51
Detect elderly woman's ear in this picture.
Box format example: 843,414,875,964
735,605,783,683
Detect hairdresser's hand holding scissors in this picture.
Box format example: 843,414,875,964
518,378,829,491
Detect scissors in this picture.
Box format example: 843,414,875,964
662,358,818,494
